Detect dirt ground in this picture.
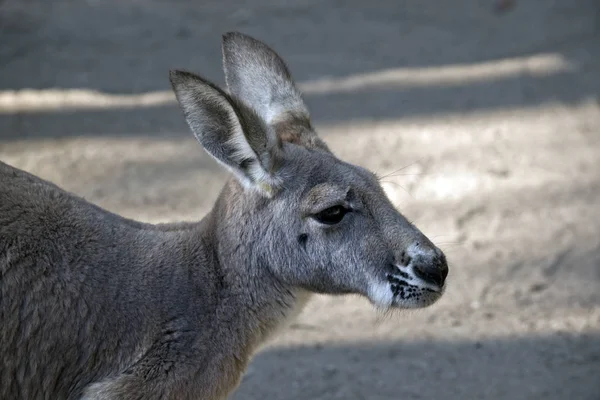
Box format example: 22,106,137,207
1,0,599,399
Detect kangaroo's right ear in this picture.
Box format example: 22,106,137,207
169,70,282,197
221,32,329,152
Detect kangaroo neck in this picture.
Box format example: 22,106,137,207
177,209,301,398
194,205,296,333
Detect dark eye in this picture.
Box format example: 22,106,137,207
313,205,350,225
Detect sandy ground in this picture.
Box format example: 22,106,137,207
1,0,600,399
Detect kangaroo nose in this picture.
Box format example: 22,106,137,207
413,253,449,287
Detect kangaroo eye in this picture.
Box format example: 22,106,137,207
313,205,350,225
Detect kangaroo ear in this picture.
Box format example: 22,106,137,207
169,70,282,197
221,32,328,151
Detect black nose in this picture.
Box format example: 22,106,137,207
413,255,449,287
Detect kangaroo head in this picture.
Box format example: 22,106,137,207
169,32,448,310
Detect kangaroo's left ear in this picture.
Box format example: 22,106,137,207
221,32,329,152
169,69,282,197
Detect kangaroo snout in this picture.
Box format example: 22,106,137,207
383,238,449,308
412,251,449,287
407,243,449,288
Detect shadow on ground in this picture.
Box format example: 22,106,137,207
233,333,600,400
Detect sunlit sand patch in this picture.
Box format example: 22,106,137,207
300,53,575,94
0,53,575,113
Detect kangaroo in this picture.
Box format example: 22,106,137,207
0,32,449,400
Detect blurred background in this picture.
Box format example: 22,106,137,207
1,0,599,398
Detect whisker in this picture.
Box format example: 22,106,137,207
377,157,427,180
384,172,430,179
379,181,415,199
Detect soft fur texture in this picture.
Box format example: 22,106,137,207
0,32,448,400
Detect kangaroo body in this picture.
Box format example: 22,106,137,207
0,33,448,399
1,161,296,399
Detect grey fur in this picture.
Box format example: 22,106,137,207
0,32,448,400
